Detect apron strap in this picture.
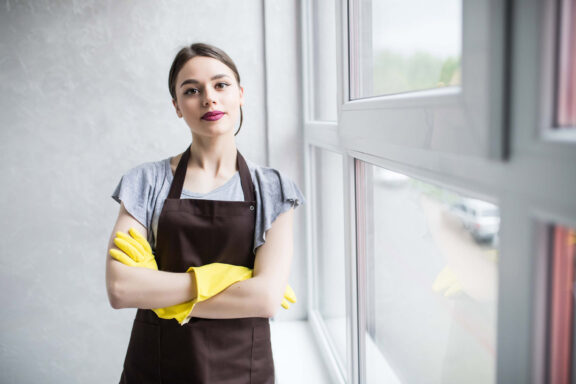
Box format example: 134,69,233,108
168,146,191,199
236,151,256,202
168,146,255,202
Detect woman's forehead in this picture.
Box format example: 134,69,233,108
177,56,236,82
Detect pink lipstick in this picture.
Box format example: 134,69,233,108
202,111,225,121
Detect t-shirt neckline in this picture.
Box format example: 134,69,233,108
164,157,240,198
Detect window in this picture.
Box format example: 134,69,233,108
556,0,576,128
346,0,507,159
305,0,338,122
302,1,576,383
351,0,462,98
357,162,498,383
310,147,348,381
547,225,576,383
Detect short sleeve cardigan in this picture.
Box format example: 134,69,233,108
111,156,305,252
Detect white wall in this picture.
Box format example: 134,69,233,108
0,1,304,382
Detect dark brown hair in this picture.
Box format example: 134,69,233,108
168,43,243,134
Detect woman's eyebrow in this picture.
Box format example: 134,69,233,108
180,74,231,88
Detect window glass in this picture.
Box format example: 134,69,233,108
547,225,576,383
314,148,347,373
556,0,576,127
351,0,462,98
312,0,338,121
360,164,498,383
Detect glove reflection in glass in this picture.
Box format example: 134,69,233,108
432,265,463,297
109,228,297,323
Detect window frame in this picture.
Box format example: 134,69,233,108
345,0,509,160
305,142,358,384
540,0,576,142
302,0,576,383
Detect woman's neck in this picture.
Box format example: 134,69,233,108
188,134,238,176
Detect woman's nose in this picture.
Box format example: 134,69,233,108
202,88,217,106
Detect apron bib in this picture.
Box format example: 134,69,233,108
119,147,274,384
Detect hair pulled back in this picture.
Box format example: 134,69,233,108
168,43,243,135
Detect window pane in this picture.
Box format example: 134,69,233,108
548,225,576,383
351,0,462,98
314,148,347,373
556,0,576,127
312,0,338,121
360,164,498,383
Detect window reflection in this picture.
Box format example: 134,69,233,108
445,199,500,245
363,165,498,383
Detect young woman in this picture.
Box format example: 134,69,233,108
105,43,304,384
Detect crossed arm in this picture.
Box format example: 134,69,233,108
105,203,294,319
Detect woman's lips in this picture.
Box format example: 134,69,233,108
202,111,225,121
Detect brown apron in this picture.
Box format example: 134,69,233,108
119,146,275,384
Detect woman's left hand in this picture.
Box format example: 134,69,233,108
110,228,195,323
109,228,158,270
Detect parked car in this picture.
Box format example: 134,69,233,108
448,198,500,243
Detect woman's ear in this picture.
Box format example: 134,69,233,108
172,98,183,118
239,86,244,107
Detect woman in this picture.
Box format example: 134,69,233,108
106,43,304,384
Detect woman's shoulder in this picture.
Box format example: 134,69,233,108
244,159,288,187
245,159,305,250
245,159,277,177
122,157,171,183
112,157,171,228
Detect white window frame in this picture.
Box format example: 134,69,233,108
302,0,576,383
345,0,508,161
305,143,356,384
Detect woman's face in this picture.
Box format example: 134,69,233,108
172,56,244,138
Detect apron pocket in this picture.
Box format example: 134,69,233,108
121,319,161,384
250,322,275,384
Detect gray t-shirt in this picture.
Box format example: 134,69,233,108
111,156,305,252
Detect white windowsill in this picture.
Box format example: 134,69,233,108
271,320,332,384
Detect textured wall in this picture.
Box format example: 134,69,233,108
0,1,303,382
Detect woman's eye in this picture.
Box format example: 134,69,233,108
215,82,230,89
184,88,199,95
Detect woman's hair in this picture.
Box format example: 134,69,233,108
168,43,243,135
168,43,241,101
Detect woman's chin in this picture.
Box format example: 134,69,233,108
191,126,236,139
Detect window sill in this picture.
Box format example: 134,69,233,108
271,320,332,384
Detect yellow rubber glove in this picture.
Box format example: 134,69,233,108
109,228,158,270
281,284,297,309
149,263,254,324
109,228,196,323
189,263,253,302
167,264,297,322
